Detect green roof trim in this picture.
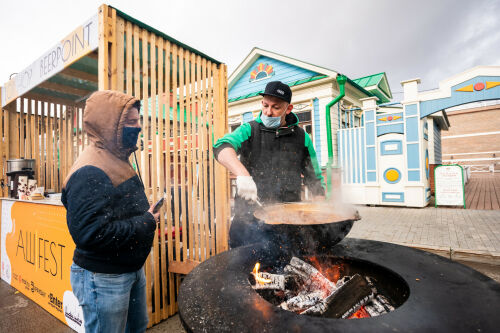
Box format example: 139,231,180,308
111,6,221,65
353,72,392,104
228,75,329,103
353,72,384,88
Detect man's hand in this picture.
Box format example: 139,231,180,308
236,176,258,201
148,204,160,222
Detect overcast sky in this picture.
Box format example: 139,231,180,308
1,0,499,98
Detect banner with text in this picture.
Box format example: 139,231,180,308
1,201,84,332
1,13,98,107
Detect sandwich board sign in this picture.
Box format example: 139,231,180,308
434,164,465,208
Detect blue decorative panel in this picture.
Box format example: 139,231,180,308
381,140,403,155
361,129,366,183
423,122,428,141
383,168,402,184
367,147,376,170
229,55,321,100
408,170,420,181
367,171,377,182
420,75,500,118
377,123,404,136
407,143,420,168
406,117,419,142
382,192,405,202
366,123,375,145
426,187,431,199
376,113,403,124
313,98,321,166
242,111,254,123
405,104,418,116
365,110,374,121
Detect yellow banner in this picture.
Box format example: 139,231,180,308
1,200,84,332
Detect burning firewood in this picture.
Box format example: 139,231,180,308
365,294,395,316
251,272,286,290
280,291,323,312
284,257,336,297
324,274,375,318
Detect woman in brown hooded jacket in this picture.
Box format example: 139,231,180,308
62,90,158,333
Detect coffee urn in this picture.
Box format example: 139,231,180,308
6,158,35,198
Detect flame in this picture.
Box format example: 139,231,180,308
307,256,341,283
253,263,272,284
348,306,370,319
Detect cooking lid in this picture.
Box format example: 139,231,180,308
254,202,360,225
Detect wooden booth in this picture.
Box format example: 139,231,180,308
0,4,229,329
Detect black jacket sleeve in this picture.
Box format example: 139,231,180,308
63,166,156,252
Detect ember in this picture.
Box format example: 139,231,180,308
250,257,396,319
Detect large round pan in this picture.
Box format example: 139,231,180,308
253,202,360,255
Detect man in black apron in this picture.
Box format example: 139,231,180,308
214,81,325,248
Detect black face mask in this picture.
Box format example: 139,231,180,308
122,126,141,148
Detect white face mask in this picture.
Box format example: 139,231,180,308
261,113,282,128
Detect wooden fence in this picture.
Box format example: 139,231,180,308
0,4,230,326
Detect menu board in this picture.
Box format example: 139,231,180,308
434,165,465,208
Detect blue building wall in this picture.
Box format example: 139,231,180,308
420,76,500,117
228,56,320,100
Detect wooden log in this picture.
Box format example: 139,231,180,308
284,257,336,297
251,272,286,290
322,274,374,318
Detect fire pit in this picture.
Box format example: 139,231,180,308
179,239,500,332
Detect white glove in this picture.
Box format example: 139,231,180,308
236,176,258,201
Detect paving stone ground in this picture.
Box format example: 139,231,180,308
348,205,500,263
2,205,499,332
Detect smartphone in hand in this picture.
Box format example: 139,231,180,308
152,197,165,214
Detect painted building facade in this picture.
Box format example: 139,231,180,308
227,48,389,168
339,66,500,207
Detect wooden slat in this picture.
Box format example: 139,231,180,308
24,92,81,109
0,109,4,197
167,259,200,275
116,17,125,92
178,47,188,264
149,31,161,324
208,63,216,256
26,99,32,158
125,21,133,95
185,50,195,262
59,105,64,190
86,51,99,60
164,40,176,317
48,105,54,191
171,44,181,264
98,4,109,90
217,64,229,252
60,67,98,83
201,58,209,261
38,81,91,97
19,99,24,158
194,55,202,261
157,36,168,319
140,27,153,324
109,8,117,90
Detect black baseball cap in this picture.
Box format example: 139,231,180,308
259,81,292,103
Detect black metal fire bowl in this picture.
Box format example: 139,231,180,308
179,238,500,333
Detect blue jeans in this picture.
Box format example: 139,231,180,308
70,263,149,333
